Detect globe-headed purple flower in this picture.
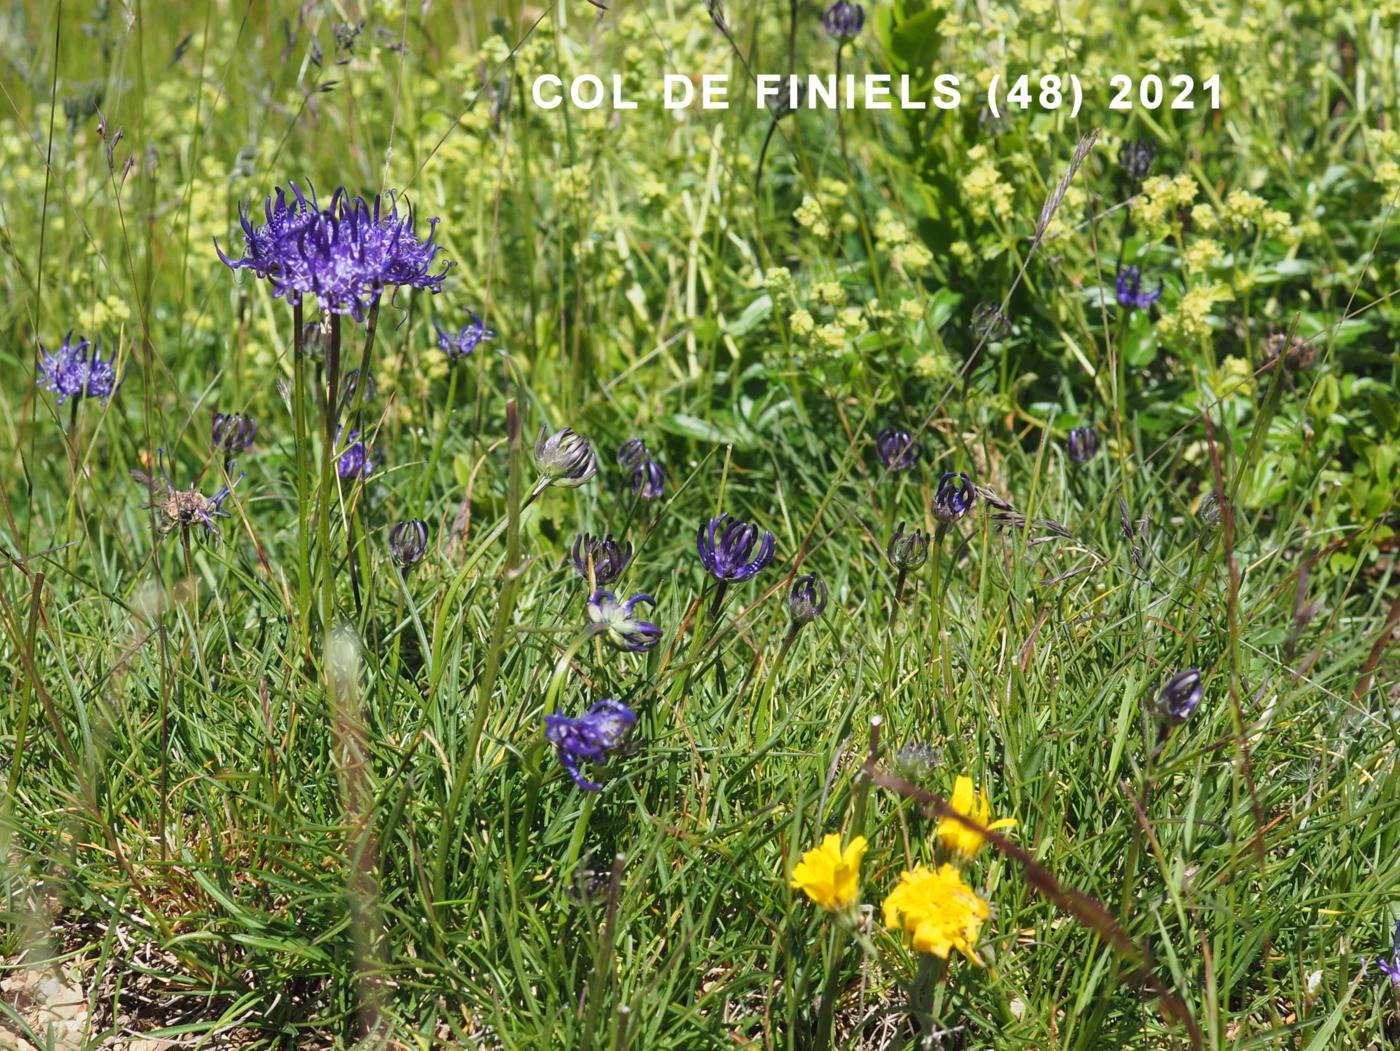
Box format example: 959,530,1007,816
572,533,634,586
587,590,662,652
212,412,257,456
535,427,597,489
933,471,976,522
215,182,452,321
433,310,494,361
788,573,829,624
36,332,117,404
1115,266,1163,311
697,514,776,582
1066,426,1100,464
875,426,922,472
822,0,864,40
545,698,637,791
336,428,377,480
887,523,929,570
388,519,429,568
1151,668,1203,725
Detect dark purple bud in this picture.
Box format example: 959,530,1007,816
1152,668,1203,724
933,471,976,522
338,369,376,414
697,514,776,582
787,573,828,624
1368,921,1400,986
336,428,377,480
886,522,928,570
212,412,257,455
1118,139,1156,182
1115,266,1164,311
1198,492,1224,530
971,302,1011,342
876,426,922,472
630,457,665,501
822,0,864,40
586,590,662,652
545,698,637,791
572,533,633,586
1066,426,1100,464
388,519,429,568
618,437,649,469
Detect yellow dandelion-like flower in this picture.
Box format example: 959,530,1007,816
790,834,868,913
882,863,990,962
936,775,1016,860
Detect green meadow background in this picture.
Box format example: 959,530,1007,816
1,0,1398,1047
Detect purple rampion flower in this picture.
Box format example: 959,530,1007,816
876,426,922,472
822,0,864,40
1366,921,1400,986
587,590,662,652
1066,426,1100,464
212,412,257,456
336,428,377,480
697,514,776,582
433,310,494,361
572,533,634,586
1115,266,1163,311
788,574,829,624
618,437,648,469
630,457,665,501
215,182,452,321
36,332,117,404
1152,668,1203,725
933,471,976,522
545,698,637,791
388,519,429,568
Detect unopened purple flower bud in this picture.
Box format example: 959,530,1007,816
388,519,429,568
630,457,665,501
336,428,377,480
535,427,597,488
1152,668,1203,724
572,533,633,586
822,0,864,41
1118,139,1156,183
587,590,662,652
212,412,257,456
787,573,828,624
1067,426,1100,464
933,471,976,522
876,426,922,472
887,523,928,570
618,437,649,469
697,514,776,582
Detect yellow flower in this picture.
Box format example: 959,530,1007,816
936,776,1016,859
790,834,868,913
882,863,990,962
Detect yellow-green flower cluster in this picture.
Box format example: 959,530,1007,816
1158,283,1233,344
961,145,1014,224
1133,174,1198,237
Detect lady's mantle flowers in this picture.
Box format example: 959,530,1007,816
882,863,990,962
791,834,868,915
936,776,1016,860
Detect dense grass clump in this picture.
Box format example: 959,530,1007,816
1,2,1398,1048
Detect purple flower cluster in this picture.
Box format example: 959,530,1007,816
545,698,637,790
36,332,117,404
336,428,377,480
1115,266,1163,311
618,437,665,501
587,590,662,652
216,182,451,321
434,310,494,361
